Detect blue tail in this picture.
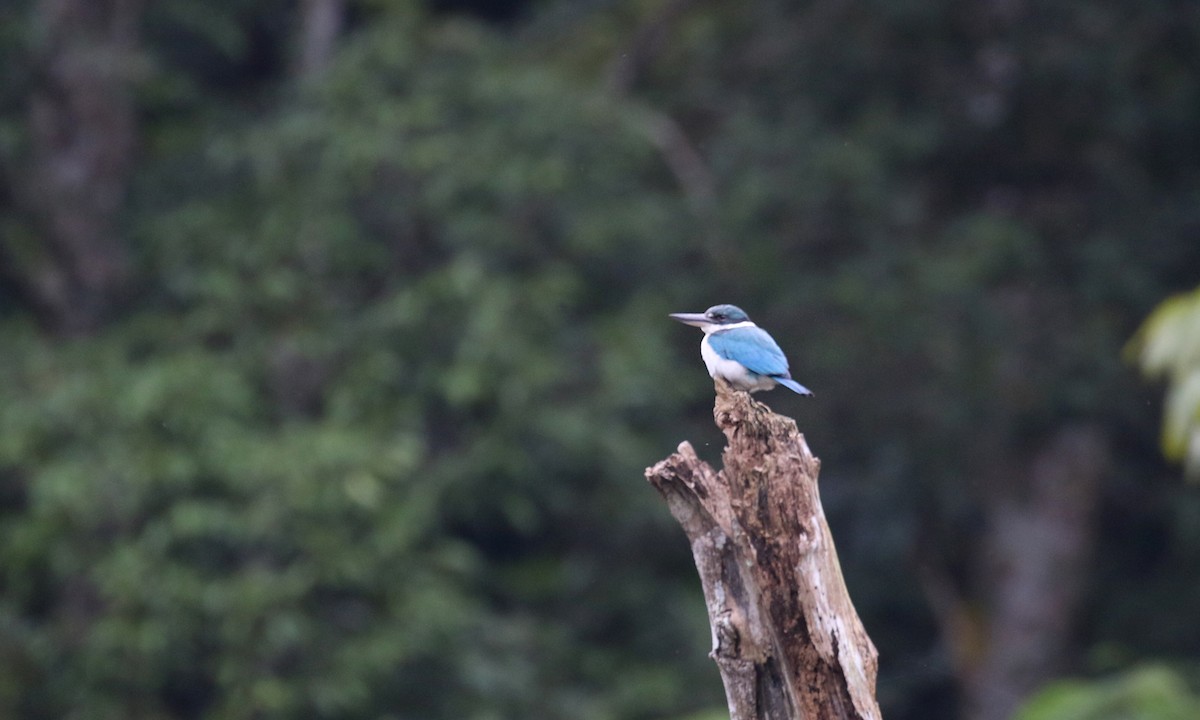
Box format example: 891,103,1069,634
776,377,814,396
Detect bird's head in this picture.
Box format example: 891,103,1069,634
669,304,752,333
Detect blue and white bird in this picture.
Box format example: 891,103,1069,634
670,304,813,396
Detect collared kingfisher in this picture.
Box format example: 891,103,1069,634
669,304,813,396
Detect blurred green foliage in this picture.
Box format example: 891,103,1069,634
1130,287,1200,478
3,7,715,719
1,0,1199,719
1016,666,1200,720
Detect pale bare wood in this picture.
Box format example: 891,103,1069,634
646,380,881,720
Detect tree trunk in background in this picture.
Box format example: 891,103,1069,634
965,426,1109,720
5,0,143,334
924,426,1110,720
646,381,882,720
294,0,345,79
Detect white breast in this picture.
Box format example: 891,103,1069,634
700,335,777,392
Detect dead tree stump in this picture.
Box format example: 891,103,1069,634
645,381,881,720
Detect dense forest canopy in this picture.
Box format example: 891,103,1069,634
1,1,1199,719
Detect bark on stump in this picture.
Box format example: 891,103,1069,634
645,381,881,720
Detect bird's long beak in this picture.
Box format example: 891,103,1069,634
669,312,709,328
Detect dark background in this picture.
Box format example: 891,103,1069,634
1,1,1199,719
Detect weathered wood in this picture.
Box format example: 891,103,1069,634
646,380,881,720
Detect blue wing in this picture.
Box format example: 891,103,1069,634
707,327,790,378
